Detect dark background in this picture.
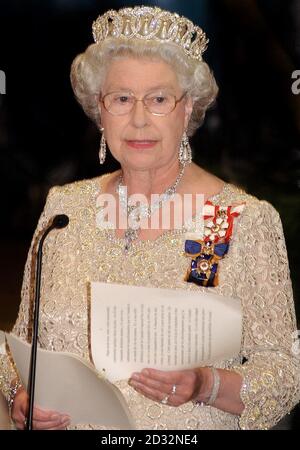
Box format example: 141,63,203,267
0,0,299,429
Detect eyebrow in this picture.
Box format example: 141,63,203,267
105,84,176,93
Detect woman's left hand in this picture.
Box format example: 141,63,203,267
128,367,211,406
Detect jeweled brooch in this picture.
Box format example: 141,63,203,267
184,201,245,287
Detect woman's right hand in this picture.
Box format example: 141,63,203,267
11,387,71,430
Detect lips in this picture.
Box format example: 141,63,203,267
125,140,157,149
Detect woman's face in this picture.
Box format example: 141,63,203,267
99,57,193,171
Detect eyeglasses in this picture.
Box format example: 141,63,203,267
100,90,187,116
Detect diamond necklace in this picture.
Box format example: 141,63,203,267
116,164,186,252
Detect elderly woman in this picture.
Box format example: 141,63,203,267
1,6,299,430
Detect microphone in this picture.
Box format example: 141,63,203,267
26,214,69,430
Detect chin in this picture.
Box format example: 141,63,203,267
122,154,162,171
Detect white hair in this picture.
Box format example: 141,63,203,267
70,37,218,136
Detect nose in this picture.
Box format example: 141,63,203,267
130,99,149,128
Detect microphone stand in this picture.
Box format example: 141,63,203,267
26,214,69,430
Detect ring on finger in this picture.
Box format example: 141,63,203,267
170,384,177,395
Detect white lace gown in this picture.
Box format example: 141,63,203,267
1,174,299,429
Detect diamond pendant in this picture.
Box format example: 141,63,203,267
124,228,139,252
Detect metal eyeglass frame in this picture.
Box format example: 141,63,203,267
99,91,187,116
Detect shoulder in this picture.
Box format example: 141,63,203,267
46,173,112,203
221,182,282,230
40,173,114,222
48,174,108,196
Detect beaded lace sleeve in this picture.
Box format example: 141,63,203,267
0,346,18,402
231,200,300,429
0,187,58,402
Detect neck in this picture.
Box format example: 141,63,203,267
119,159,184,199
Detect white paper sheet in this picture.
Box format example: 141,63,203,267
91,282,242,382
6,333,135,428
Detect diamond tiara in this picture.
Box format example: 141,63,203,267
92,6,209,61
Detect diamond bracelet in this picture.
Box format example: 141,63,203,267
193,367,221,407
